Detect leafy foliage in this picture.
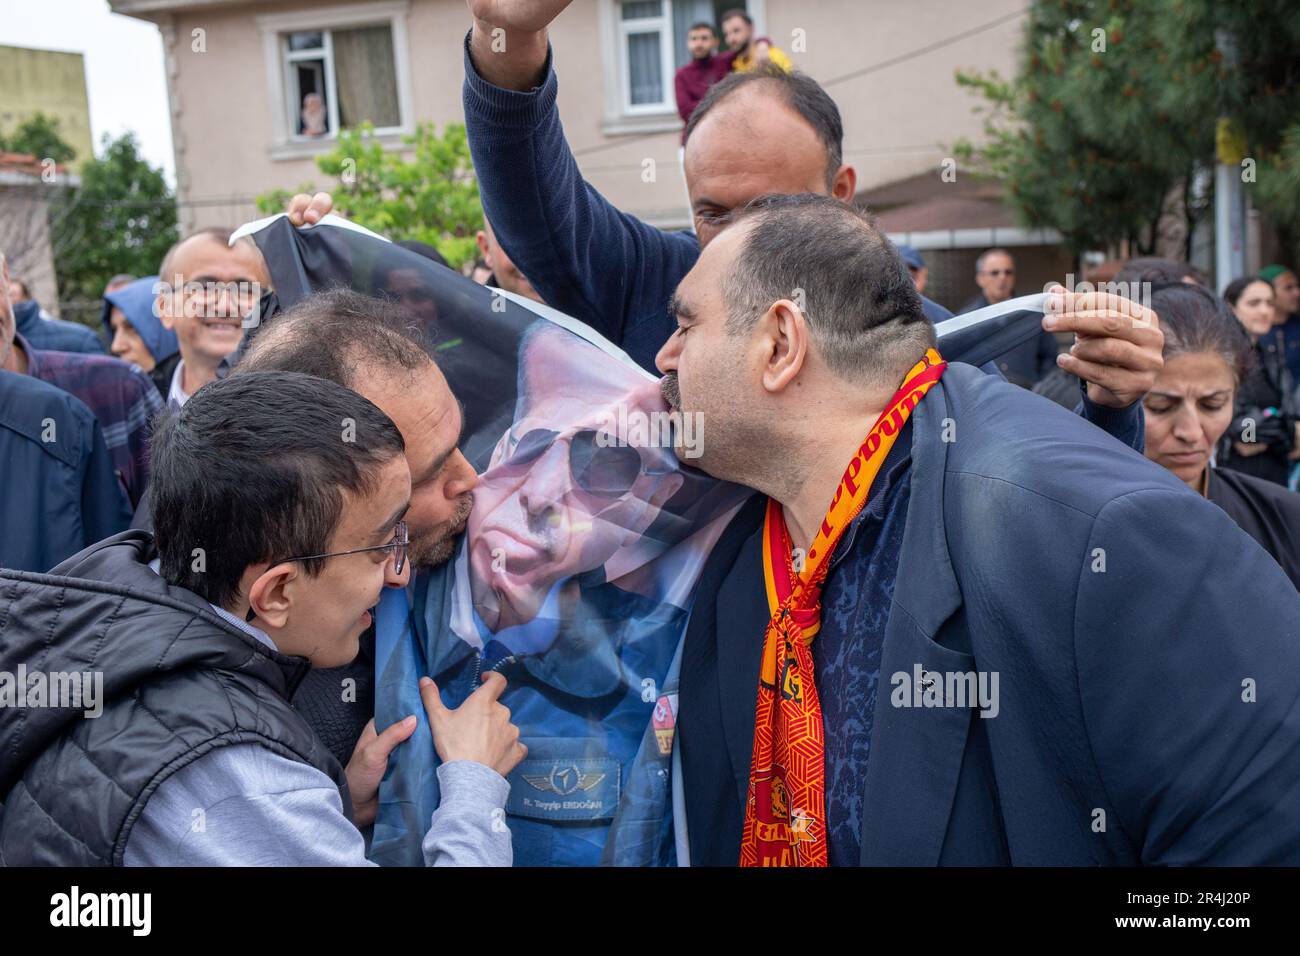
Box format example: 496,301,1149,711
257,122,483,268
48,132,178,323
0,112,78,165
954,0,1300,260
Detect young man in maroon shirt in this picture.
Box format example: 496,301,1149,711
674,22,770,142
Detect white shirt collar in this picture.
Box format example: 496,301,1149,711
167,359,190,410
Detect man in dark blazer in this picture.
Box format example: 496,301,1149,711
659,194,1300,866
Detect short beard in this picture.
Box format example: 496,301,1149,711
660,371,681,411
408,495,473,570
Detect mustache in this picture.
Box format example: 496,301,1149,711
448,493,473,530
660,372,681,410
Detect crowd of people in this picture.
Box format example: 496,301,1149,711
1,0,1298,868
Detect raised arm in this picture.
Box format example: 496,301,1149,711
462,3,698,368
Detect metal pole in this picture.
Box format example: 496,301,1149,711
1214,28,1246,292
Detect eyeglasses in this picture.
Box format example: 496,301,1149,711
505,428,673,498
282,521,409,575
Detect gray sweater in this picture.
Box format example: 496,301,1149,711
123,746,510,866
122,593,511,866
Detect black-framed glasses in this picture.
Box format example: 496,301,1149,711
505,428,673,498
282,521,408,575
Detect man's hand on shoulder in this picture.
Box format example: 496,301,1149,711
467,0,574,91
1042,285,1164,409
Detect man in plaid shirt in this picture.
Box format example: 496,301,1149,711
8,332,162,510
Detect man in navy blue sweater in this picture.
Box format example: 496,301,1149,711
288,1,1163,453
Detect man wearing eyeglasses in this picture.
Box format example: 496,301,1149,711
155,227,270,409
959,248,1059,388
0,372,524,866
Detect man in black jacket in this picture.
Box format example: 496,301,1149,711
0,371,522,866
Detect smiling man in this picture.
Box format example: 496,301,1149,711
156,227,269,408
0,371,523,866
235,287,480,764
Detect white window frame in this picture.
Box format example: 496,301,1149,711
598,0,766,132
617,1,676,116
256,1,414,157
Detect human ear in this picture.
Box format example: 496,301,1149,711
831,165,857,202
760,300,809,394
247,562,298,630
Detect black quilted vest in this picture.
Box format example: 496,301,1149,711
0,532,351,866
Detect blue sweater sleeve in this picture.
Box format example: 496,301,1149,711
1073,377,1144,453
462,32,698,373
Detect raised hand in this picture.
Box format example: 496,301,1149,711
1043,285,1164,409
466,0,574,34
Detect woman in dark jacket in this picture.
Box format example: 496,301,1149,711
1216,276,1299,486
1142,282,1300,589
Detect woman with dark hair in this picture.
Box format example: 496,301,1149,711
1142,282,1300,587
1217,275,1300,486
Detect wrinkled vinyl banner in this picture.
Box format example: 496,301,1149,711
242,215,751,866
239,215,1051,866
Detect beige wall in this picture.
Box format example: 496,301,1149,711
140,0,1026,233
0,45,95,171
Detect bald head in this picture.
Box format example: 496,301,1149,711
681,71,853,247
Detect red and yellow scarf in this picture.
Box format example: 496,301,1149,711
739,348,946,866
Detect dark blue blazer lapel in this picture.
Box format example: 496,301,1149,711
714,517,770,814
859,373,974,865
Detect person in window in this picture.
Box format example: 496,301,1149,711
1142,281,1300,587
302,92,328,137
1217,275,1299,486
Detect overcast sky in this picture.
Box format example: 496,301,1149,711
2,0,175,182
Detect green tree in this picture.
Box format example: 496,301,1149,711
0,112,77,165
257,122,483,268
48,132,178,325
1160,0,1300,260
954,0,1300,263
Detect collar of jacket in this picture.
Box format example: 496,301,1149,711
12,298,41,334
47,530,313,694
421,563,629,699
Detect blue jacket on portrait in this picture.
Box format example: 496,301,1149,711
678,361,1300,865
371,544,687,867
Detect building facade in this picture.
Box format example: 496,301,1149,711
110,0,1047,308
0,44,95,171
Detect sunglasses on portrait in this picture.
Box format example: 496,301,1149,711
504,428,674,498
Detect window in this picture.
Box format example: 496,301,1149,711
611,0,757,117
282,24,401,138
257,3,413,153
